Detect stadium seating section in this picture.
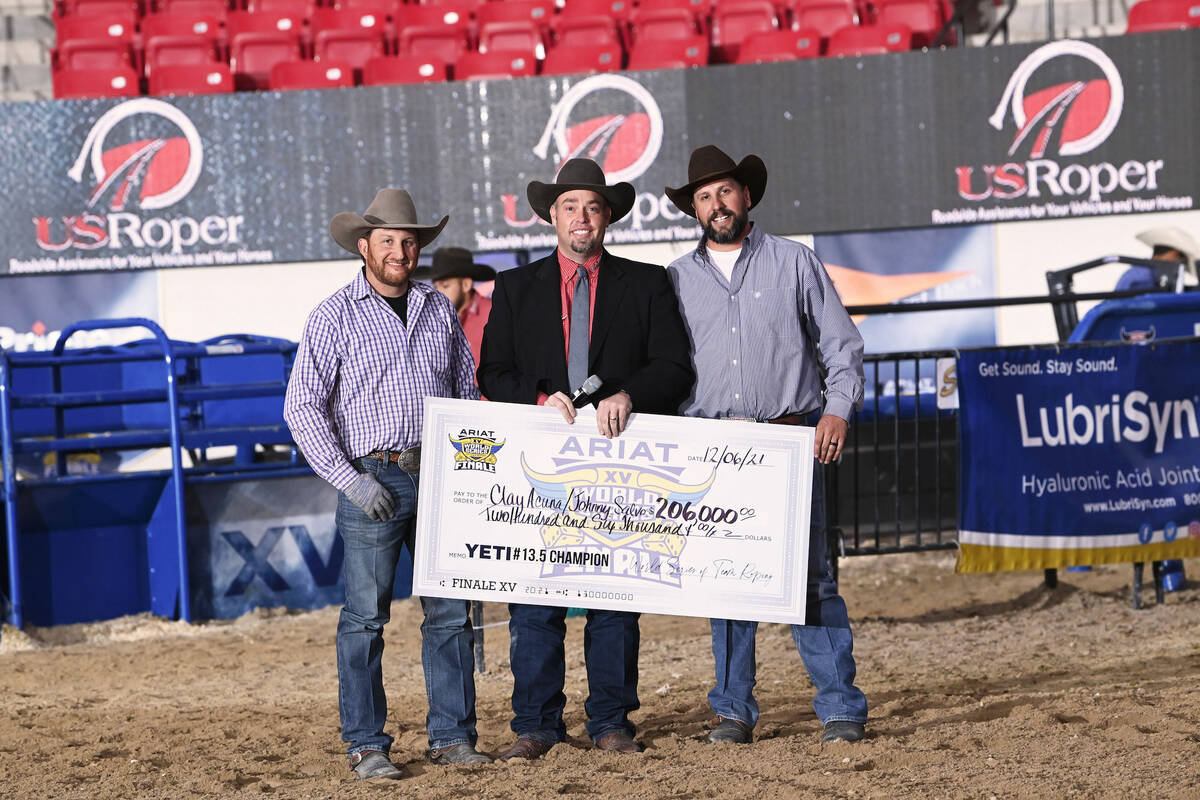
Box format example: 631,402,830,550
50,0,976,98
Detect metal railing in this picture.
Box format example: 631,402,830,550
828,350,959,569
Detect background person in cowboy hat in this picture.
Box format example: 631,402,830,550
1115,226,1199,292
664,145,870,745
284,188,491,780
477,157,693,760
414,246,497,369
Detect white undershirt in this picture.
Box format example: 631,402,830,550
706,245,741,283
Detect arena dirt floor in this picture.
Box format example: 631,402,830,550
3,552,1199,799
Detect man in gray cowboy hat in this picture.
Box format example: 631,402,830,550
664,145,870,745
413,246,498,369
284,189,490,780
477,157,693,760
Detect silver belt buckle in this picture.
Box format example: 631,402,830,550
396,445,421,474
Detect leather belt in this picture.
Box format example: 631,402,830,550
363,446,422,474
724,413,810,425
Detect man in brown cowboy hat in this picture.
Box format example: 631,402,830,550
477,157,693,759
664,145,870,745
414,246,498,368
284,188,491,780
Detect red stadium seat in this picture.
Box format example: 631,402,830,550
144,34,223,74
246,0,316,16
541,41,622,75
734,27,820,62
397,26,470,61
227,9,305,39
1126,0,1200,31
825,23,911,55
551,14,624,49
710,0,781,62
454,50,538,80
787,0,858,42
54,13,136,73
331,0,403,9
627,34,709,69
54,9,136,40
559,0,634,24
269,59,357,89
396,2,472,30
57,0,139,18
475,0,552,56
478,21,546,57
53,65,140,98
142,13,224,75
311,7,390,74
54,36,135,73
148,62,234,95
141,12,223,42
396,3,472,62
227,7,304,88
629,7,703,44
475,0,554,28
639,0,712,16
362,54,448,85
873,0,943,46
149,0,229,18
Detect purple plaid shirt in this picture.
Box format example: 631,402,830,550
284,269,479,493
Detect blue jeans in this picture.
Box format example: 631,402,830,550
508,603,640,744
336,458,478,755
709,462,868,728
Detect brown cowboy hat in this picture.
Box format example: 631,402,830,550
329,188,449,254
412,246,498,282
526,157,636,224
665,145,768,219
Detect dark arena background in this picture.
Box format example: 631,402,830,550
2,1,1199,797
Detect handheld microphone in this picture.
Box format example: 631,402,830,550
571,375,603,408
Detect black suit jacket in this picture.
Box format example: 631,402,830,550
477,250,694,415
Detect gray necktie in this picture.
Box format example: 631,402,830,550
568,265,589,391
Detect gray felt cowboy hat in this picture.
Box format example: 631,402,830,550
526,157,636,224
412,246,498,282
329,188,449,254
665,145,768,219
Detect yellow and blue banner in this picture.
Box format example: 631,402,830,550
956,339,1200,572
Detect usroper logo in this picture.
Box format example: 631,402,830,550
35,98,244,254
503,74,684,232
955,41,1163,205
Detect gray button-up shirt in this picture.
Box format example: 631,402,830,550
667,224,865,421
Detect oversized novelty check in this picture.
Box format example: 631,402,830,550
413,398,814,624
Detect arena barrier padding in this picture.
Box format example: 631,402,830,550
1,317,411,629
1068,291,1200,344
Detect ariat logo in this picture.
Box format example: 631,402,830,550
450,429,506,472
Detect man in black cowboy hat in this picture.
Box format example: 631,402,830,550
477,158,693,759
284,189,491,780
664,146,870,745
414,246,497,369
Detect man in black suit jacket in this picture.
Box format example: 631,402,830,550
478,158,693,760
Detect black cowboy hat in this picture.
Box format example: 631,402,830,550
664,145,768,219
412,246,498,282
330,188,449,254
526,157,636,224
